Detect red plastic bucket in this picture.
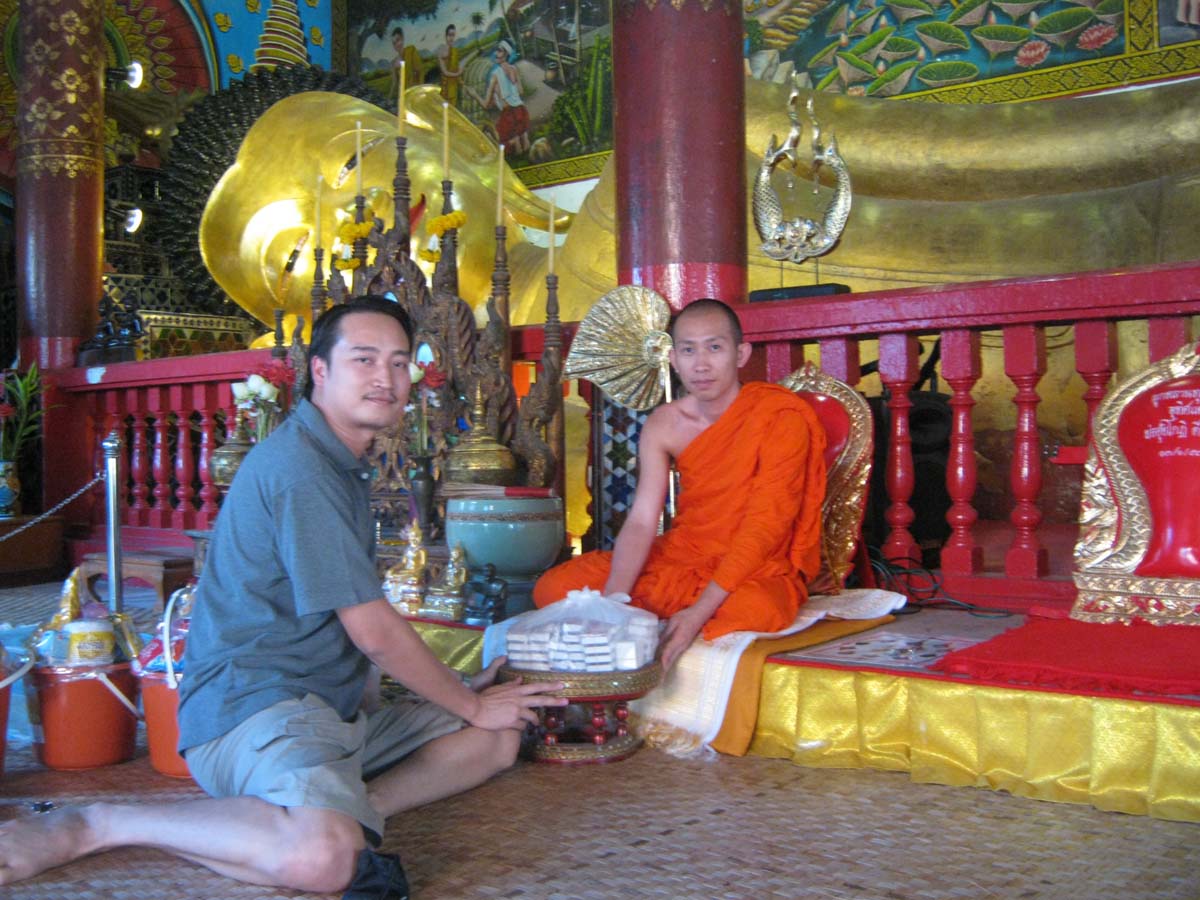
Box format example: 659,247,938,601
139,670,190,778
30,662,139,770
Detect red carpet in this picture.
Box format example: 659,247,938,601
931,617,1200,696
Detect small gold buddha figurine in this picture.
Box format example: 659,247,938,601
420,542,469,622
384,519,428,616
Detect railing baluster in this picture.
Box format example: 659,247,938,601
147,387,171,529
1074,320,1116,445
940,329,982,574
1147,316,1194,363
127,388,150,525
818,337,861,386
172,385,195,530
764,341,794,381
1003,324,1048,577
196,383,219,528
878,333,920,570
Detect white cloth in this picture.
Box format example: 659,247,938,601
631,589,906,748
631,611,826,746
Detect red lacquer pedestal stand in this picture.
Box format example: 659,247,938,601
499,663,662,764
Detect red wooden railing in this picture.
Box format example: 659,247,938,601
43,260,1200,609
736,260,1200,610
44,348,275,556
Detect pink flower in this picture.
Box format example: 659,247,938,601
1015,40,1050,68
0,402,14,420
1077,23,1118,51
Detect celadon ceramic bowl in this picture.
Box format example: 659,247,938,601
444,497,565,577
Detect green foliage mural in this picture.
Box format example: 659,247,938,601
787,0,1128,98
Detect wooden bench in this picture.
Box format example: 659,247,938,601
79,550,194,610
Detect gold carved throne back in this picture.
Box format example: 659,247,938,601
1073,340,1200,625
779,362,874,594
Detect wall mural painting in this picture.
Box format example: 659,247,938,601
210,0,334,86
344,0,612,186
762,0,1200,102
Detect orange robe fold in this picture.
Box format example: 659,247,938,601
533,383,827,640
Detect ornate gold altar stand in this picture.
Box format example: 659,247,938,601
499,663,661,764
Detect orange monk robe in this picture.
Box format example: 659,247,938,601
533,383,827,640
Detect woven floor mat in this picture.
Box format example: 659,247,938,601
2,740,1197,900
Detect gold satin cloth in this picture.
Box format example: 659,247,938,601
410,619,484,675
749,664,1200,823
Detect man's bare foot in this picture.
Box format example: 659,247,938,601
0,805,101,884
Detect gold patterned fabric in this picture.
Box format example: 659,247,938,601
749,664,1200,822
409,620,484,675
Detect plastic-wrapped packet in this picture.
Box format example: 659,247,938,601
132,616,188,676
505,588,660,672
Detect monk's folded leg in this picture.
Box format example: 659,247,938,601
702,576,802,640
532,551,615,607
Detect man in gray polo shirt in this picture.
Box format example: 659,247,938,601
0,297,565,894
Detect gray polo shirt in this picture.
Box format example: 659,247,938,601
177,399,384,752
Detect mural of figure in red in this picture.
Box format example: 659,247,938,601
484,41,530,155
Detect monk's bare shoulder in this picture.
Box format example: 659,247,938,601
644,396,708,459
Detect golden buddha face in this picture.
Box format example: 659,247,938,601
199,88,557,339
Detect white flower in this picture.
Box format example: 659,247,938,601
258,383,279,404
231,382,250,403
409,363,424,384
246,373,267,395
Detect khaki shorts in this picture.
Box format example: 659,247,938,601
185,692,463,843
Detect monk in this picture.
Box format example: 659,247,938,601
533,298,827,670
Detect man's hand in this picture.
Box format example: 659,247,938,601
468,677,567,731
658,605,708,671
468,656,505,692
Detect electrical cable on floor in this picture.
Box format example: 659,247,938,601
864,546,1014,619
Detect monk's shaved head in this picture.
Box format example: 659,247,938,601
670,298,744,344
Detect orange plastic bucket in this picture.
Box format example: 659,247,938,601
30,662,138,770
139,670,190,778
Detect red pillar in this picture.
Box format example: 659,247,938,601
16,0,104,369
612,0,746,310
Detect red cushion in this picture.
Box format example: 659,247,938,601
796,391,850,471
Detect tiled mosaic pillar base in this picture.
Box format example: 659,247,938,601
595,396,650,551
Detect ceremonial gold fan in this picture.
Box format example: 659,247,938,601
564,285,673,411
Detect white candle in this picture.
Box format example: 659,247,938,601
442,102,450,181
315,174,323,250
548,198,556,275
397,62,405,138
496,145,504,227
355,120,363,196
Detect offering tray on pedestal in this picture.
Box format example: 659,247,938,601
498,662,662,764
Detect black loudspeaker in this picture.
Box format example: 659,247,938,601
748,284,851,302
864,391,952,566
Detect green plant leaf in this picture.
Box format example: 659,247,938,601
947,0,990,24
1033,7,1095,36
867,59,921,95
916,21,971,50
916,60,981,86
